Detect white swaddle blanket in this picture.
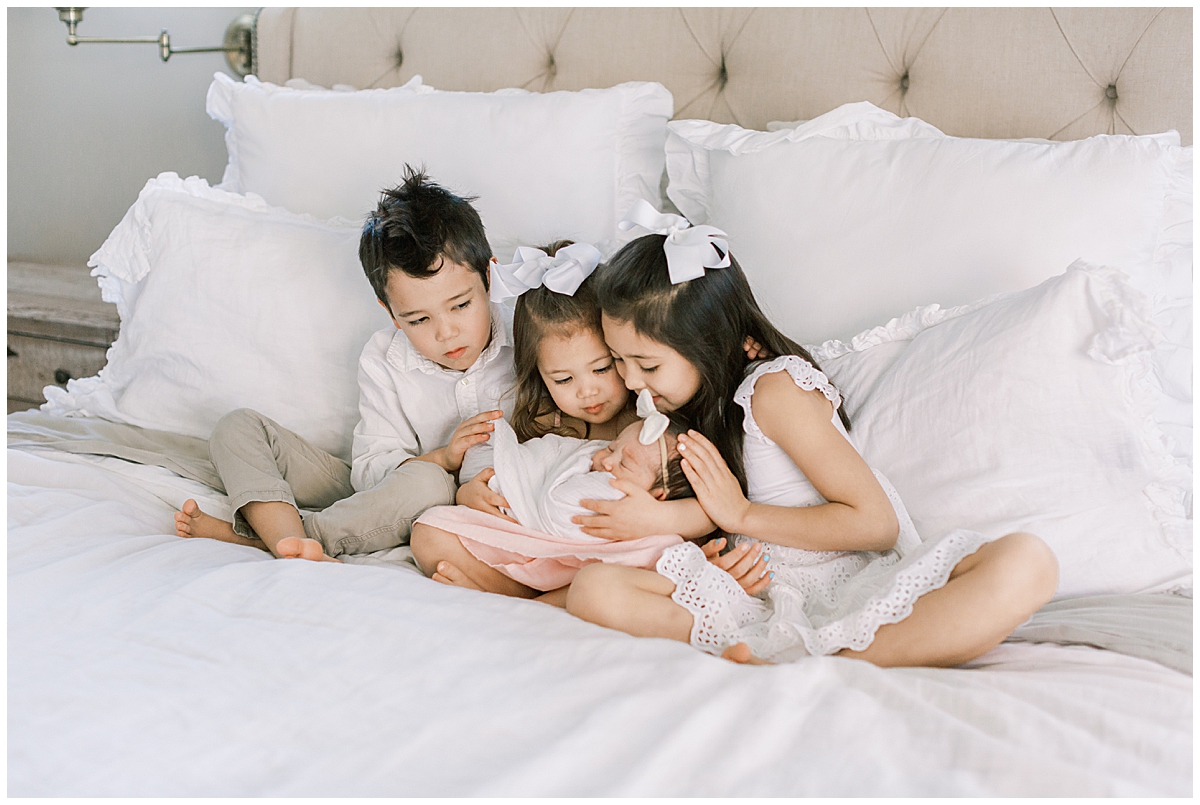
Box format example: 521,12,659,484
473,418,624,543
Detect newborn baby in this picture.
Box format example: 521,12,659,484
482,414,692,542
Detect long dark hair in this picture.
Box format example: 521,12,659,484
510,241,634,442
593,234,849,492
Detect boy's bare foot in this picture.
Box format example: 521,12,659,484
432,560,483,590
175,499,266,549
721,642,772,665
275,536,341,563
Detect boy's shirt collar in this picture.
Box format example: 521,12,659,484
388,301,512,376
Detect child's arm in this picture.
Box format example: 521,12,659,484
572,485,717,541
679,372,898,552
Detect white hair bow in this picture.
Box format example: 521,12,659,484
489,242,603,303
636,388,670,446
618,199,730,285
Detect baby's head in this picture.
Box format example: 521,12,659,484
511,242,630,440
590,418,694,501
360,166,495,372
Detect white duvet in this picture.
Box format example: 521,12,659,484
8,446,1192,796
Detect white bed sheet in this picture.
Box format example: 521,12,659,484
8,447,1192,796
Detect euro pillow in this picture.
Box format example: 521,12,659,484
42,173,391,459
207,73,674,260
666,102,1185,345
811,262,1190,598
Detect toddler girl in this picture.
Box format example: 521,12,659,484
565,202,1059,667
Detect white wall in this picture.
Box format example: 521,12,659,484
8,7,256,265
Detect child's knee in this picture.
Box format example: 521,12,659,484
566,563,628,626
993,532,1059,609
211,408,269,451
388,461,458,513
410,524,456,577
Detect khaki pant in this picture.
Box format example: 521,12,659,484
209,409,456,557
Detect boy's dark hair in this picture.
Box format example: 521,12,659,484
594,233,849,494
360,166,492,312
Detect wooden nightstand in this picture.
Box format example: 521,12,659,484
7,261,119,414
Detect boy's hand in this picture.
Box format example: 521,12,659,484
702,536,772,595
456,468,517,522
441,410,503,472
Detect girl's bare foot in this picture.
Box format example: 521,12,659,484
175,499,266,549
432,560,483,590
721,642,772,665
275,536,341,563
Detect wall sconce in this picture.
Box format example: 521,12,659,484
55,7,255,77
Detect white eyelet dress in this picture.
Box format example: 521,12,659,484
655,355,994,662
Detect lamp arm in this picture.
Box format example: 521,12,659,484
55,9,255,75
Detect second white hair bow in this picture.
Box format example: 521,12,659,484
618,199,731,285
489,242,603,303
636,389,671,445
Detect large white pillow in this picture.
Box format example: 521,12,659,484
666,102,1185,344
42,173,391,460
811,262,1190,598
206,73,674,260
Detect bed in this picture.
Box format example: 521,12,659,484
8,8,1193,796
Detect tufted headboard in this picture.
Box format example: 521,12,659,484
253,7,1192,145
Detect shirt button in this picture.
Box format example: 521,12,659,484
462,378,470,386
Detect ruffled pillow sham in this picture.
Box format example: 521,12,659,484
811,261,1190,598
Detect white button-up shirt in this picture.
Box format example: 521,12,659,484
350,302,516,492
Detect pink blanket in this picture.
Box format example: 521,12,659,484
416,505,684,591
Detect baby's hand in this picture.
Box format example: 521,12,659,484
456,468,516,522
702,537,773,595
443,410,503,472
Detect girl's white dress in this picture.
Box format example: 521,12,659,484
655,355,993,662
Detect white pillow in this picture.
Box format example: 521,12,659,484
206,73,674,260
811,262,1190,598
42,173,391,460
666,102,1185,344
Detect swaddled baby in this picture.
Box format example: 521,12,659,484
480,410,693,541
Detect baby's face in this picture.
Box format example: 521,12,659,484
590,421,671,492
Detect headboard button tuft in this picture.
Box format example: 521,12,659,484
1105,84,1118,101
394,44,403,71
900,71,910,92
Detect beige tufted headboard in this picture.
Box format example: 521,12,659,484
253,7,1192,146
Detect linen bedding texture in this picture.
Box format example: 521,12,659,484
39,85,1190,601
205,73,673,260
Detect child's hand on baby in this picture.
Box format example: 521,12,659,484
442,410,504,472
677,430,753,534
702,536,773,595
574,478,672,541
456,467,516,522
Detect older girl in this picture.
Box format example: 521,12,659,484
566,208,1058,666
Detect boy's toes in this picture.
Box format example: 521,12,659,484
277,536,336,562
174,511,192,537
432,561,483,590
181,498,200,517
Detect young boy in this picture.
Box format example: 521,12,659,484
175,167,515,562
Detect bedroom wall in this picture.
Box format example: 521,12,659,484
7,7,255,266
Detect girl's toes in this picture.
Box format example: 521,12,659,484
434,562,482,590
